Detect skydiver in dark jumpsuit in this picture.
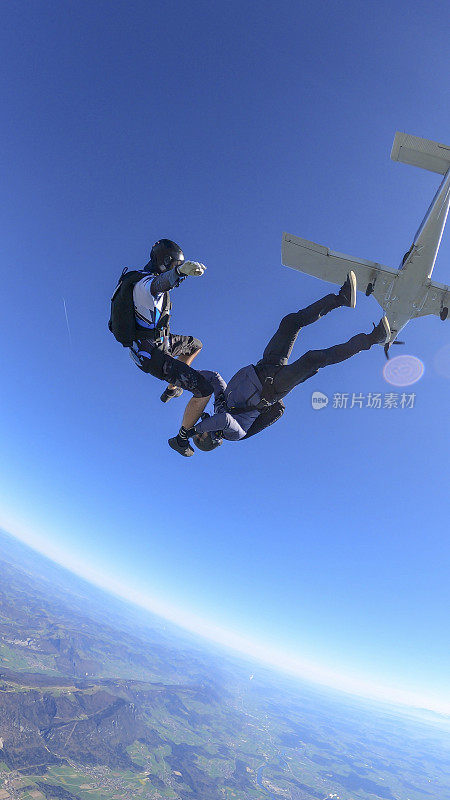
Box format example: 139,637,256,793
169,272,391,456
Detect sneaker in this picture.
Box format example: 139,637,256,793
160,386,184,403
168,437,194,457
370,316,391,345
338,271,357,308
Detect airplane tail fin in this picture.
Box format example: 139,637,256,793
391,132,450,175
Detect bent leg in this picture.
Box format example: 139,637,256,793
167,334,203,390
272,332,373,398
136,345,213,398
181,395,211,429
178,347,201,367
258,293,341,367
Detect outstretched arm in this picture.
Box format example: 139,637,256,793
195,411,246,441
191,370,246,439
150,265,185,296
150,261,206,296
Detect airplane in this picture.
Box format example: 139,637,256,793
282,132,450,356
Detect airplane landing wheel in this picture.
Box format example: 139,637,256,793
366,282,374,296
440,307,448,321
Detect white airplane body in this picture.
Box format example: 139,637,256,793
282,132,450,354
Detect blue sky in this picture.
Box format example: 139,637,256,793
1,1,449,712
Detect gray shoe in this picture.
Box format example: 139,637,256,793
161,386,184,403
168,437,194,457
370,316,391,345
338,271,357,308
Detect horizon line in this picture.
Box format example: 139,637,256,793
1,519,449,719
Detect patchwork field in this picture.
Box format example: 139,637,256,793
1,530,449,800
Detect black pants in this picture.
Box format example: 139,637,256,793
131,334,213,398
255,293,373,401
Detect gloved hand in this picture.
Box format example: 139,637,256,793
177,261,207,277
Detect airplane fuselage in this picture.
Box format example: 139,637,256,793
382,169,450,340
282,132,450,347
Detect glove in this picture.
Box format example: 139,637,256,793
214,392,227,413
177,261,207,277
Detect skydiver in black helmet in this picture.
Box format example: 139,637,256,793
109,239,214,402
168,272,391,456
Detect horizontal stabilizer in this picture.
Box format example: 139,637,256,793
281,233,398,311
413,278,450,319
391,132,450,175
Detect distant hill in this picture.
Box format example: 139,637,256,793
1,528,449,800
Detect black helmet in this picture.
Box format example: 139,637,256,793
149,239,185,274
193,432,223,452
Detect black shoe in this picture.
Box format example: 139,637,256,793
370,316,391,345
168,437,194,457
161,386,184,403
338,271,357,308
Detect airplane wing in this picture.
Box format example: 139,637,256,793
412,279,450,318
281,232,399,310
